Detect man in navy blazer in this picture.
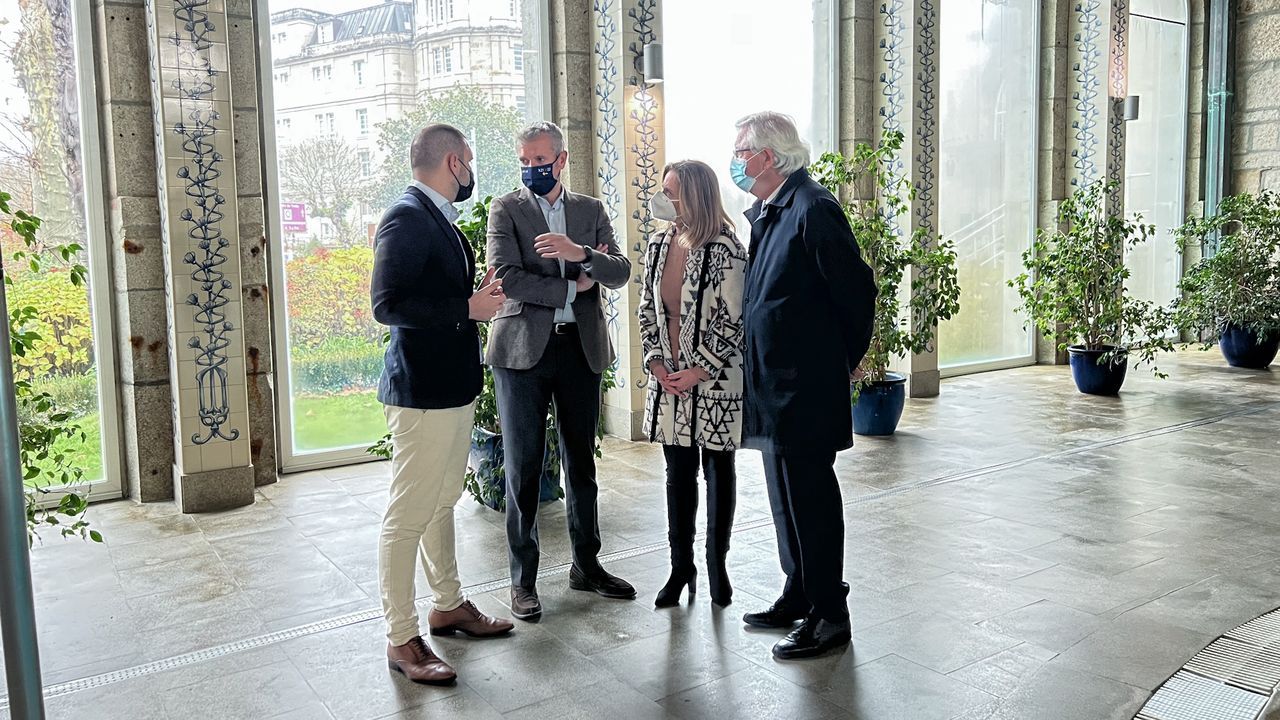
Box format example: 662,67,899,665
731,112,876,660
372,123,514,686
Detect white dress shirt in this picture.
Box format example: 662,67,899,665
535,191,581,324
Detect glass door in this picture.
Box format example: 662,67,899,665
0,0,123,499
937,0,1040,373
1124,1,1188,308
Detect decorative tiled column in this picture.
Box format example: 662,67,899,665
1068,0,1107,190
592,0,661,439
875,0,941,398
1068,1,1129,211
1105,0,1130,216
145,0,256,511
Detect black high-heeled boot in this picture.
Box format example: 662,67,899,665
705,449,737,606
657,445,699,608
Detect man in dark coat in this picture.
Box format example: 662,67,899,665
731,111,876,659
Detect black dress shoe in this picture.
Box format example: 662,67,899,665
568,565,637,599
742,599,807,629
772,617,851,660
510,586,542,621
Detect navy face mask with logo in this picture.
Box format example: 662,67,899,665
521,161,558,197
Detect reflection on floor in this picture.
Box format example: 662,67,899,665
4,350,1280,720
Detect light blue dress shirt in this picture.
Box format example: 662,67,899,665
536,191,582,324
411,180,460,223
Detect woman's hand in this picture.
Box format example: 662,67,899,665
665,367,710,397
649,360,679,396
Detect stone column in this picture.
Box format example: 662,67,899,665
591,0,661,440
873,0,941,398
1038,0,1074,364
144,0,255,511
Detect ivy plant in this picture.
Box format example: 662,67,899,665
810,130,961,397
1009,181,1175,375
2,189,99,546
1172,191,1280,345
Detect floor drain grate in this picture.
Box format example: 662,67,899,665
1136,671,1269,720
1185,637,1280,696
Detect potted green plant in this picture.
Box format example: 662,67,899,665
811,131,961,436
2,188,99,546
1010,181,1175,395
1173,191,1280,369
369,197,616,510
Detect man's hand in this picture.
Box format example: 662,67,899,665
573,244,609,293
665,367,710,397
534,233,588,262
468,267,506,321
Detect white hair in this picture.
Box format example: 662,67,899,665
734,111,811,174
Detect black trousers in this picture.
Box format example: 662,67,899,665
493,332,602,590
661,444,736,567
763,450,849,622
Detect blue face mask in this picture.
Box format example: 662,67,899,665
522,161,559,196
729,150,763,193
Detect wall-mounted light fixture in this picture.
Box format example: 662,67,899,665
643,42,663,85
1123,95,1140,122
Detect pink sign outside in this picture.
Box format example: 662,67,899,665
281,202,307,233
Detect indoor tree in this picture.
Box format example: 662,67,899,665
1010,180,1175,378
1172,190,1280,363
810,130,961,398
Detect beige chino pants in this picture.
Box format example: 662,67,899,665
378,401,474,646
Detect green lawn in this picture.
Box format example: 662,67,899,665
31,393,386,487
35,411,103,487
294,391,388,452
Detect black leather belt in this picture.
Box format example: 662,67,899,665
553,323,578,335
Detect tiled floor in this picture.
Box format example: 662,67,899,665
4,350,1280,719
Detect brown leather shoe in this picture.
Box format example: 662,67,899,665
428,600,515,638
386,636,456,685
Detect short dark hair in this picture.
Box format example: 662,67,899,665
410,124,467,170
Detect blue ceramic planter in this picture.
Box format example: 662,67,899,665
1068,345,1128,396
468,427,562,511
852,372,907,436
1219,324,1280,370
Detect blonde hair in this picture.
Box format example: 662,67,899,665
663,160,735,250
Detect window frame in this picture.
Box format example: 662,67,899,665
256,0,555,473
17,0,126,502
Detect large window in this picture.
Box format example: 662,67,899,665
262,0,550,470
662,0,837,241
938,0,1039,370
1125,0,1188,308
1,0,121,496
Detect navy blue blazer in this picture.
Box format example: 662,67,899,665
740,168,877,455
372,186,482,410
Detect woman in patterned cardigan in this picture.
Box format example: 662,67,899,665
638,160,748,608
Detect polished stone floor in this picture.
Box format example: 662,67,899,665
3,350,1280,719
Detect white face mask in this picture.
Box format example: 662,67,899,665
650,192,678,222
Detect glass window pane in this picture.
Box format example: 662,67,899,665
1,0,110,484
1124,15,1187,310
268,0,545,456
662,0,835,242
938,0,1038,368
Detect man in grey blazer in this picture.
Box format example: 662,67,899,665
487,121,635,620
